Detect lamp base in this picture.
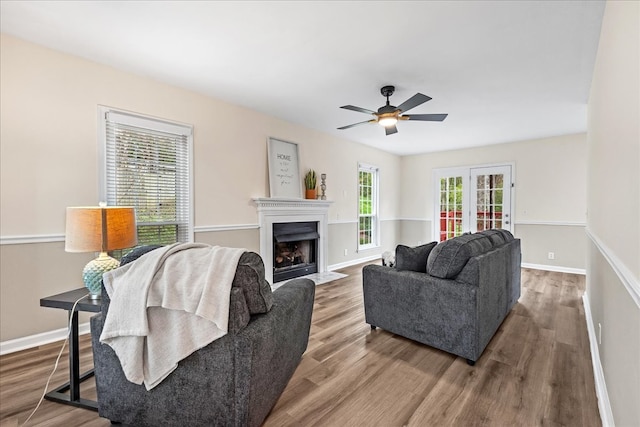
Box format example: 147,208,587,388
82,252,120,299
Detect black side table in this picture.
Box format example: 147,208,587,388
40,288,101,411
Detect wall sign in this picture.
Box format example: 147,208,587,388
267,137,301,198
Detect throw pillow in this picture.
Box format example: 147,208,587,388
427,234,493,279
395,242,438,273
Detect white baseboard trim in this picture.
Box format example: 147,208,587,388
0,322,91,356
582,292,615,427
521,262,586,275
329,254,380,271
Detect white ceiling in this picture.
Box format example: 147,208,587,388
0,1,605,156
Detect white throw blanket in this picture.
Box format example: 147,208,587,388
100,243,245,390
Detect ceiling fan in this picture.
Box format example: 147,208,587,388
338,85,448,136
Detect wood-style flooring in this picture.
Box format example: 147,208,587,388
0,263,600,426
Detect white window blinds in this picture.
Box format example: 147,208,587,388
101,109,193,246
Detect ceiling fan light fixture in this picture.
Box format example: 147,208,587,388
378,115,398,127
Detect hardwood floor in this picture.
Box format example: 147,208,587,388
0,263,600,426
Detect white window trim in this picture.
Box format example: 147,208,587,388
358,162,380,251
97,106,195,243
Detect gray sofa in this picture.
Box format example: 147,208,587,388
363,229,521,365
90,248,315,426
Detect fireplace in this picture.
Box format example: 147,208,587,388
273,222,318,283
253,198,332,285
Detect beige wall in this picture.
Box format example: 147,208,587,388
195,229,260,253
400,133,588,269
0,34,401,342
327,220,399,267
586,1,640,425
514,224,586,271
398,219,433,248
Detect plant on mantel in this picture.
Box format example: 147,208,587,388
304,169,317,199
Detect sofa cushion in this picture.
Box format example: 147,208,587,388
427,234,493,279
395,242,437,273
478,229,506,247
495,228,515,242
232,252,273,314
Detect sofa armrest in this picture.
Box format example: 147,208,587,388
235,278,315,427
363,264,478,360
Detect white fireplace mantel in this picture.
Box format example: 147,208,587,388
253,198,332,285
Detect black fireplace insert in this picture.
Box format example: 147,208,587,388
273,221,318,283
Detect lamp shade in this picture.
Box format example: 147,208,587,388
65,206,138,253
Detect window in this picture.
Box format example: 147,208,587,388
358,163,379,249
99,108,193,248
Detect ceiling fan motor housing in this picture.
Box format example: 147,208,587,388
380,85,395,97
378,105,398,114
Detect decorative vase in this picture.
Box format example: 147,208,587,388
305,189,317,199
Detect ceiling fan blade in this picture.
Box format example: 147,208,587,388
396,93,432,113
403,113,448,121
337,119,376,130
340,105,377,115
385,125,398,136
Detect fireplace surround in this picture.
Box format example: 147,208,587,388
253,198,332,285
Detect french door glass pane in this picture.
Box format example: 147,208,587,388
475,173,504,232
439,176,464,241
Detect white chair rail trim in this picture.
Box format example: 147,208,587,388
586,228,640,309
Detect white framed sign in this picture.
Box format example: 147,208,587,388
267,137,301,198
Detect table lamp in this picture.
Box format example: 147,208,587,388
65,204,137,299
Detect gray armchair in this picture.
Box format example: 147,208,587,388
90,248,315,426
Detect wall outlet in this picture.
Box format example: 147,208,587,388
417,240,422,245
598,323,602,345
548,252,555,260
344,249,348,256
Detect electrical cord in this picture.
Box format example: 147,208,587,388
21,293,90,426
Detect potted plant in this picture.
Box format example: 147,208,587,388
304,169,317,199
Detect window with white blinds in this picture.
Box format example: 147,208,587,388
99,108,193,247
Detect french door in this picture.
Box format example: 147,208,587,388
434,165,512,241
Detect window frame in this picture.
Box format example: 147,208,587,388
357,162,380,251
98,106,194,247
